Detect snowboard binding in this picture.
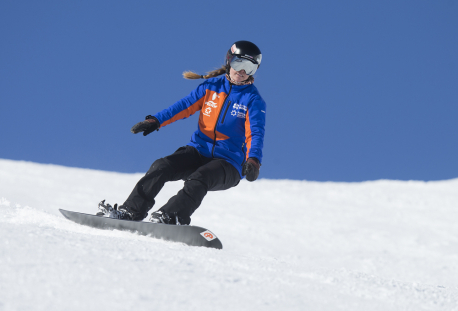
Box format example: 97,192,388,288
150,210,188,225
96,200,116,216
97,200,133,220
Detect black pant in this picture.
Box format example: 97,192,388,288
122,146,241,224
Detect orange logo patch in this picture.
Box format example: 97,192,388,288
200,230,217,241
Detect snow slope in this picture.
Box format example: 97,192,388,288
1,158,458,311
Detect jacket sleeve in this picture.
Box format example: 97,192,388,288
153,82,207,127
245,95,266,163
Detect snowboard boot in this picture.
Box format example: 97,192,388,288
97,200,133,220
150,210,185,225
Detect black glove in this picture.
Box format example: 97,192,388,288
242,157,261,182
131,115,160,136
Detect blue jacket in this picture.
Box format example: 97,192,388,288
153,75,266,177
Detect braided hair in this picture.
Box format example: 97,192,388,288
182,65,227,80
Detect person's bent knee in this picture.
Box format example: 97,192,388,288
146,158,173,175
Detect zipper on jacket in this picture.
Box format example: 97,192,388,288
221,101,231,124
211,84,233,157
241,142,246,165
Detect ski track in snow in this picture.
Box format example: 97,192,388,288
1,159,458,311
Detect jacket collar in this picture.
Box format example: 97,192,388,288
225,74,254,86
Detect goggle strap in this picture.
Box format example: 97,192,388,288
233,54,258,65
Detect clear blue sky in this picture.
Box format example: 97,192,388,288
1,1,457,181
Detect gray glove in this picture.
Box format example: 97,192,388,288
242,157,261,182
131,115,160,136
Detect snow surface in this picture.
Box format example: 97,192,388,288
1,158,458,311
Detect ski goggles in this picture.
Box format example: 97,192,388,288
229,55,259,75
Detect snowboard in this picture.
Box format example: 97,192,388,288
59,209,223,249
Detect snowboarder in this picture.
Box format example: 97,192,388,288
98,40,266,225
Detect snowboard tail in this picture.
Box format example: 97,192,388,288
59,209,223,249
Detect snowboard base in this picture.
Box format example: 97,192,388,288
59,209,223,249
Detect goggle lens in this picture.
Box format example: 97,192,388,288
229,56,259,75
